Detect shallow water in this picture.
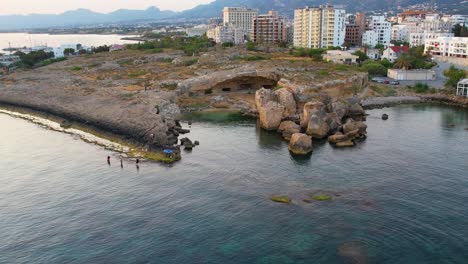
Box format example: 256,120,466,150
1,104,468,264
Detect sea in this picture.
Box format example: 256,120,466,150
0,33,137,52
0,104,467,263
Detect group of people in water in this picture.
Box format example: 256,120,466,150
107,155,140,171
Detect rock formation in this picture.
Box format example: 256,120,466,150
288,133,313,155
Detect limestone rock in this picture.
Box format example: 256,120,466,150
288,133,313,155
258,101,284,130
331,100,348,121
306,114,330,139
335,140,355,147
255,88,274,110
328,133,349,143
343,118,367,135
301,101,326,128
278,121,301,140
274,88,297,118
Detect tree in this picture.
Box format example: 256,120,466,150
452,24,468,37
353,50,368,62
394,54,412,70
64,48,75,56
444,65,467,88
379,58,393,68
362,61,387,76
375,44,385,55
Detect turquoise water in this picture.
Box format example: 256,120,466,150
1,104,468,263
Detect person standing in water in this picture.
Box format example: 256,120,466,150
107,156,111,166
136,158,140,172
120,154,123,168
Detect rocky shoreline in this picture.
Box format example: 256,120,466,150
362,95,468,110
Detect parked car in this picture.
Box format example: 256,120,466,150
390,80,400,85
384,80,390,84
372,77,384,82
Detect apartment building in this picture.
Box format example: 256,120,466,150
362,30,378,47
293,5,346,49
223,7,258,38
345,13,366,46
391,25,409,42
252,11,287,44
366,16,391,47
424,36,468,58
206,26,246,44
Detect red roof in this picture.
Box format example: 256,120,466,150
390,46,410,54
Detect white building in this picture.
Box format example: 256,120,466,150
223,7,258,38
293,5,346,49
367,16,391,47
424,36,468,58
207,26,246,44
382,45,410,63
323,50,358,64
362,30,378,47
456,79,468,97
53,44,81,58
186,25,208,37
366,48,381,60
388,69,436,81
392,25,409,42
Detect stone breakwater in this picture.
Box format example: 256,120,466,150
255,88,368,155
361,95,468,109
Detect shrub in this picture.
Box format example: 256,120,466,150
246,41,256,51
128,70,147,78
222,42,234,48
243,55,271,61
412,82,430,93
70,66,82,71
444,65,466,88
361,61,387,76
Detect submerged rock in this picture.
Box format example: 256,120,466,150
311,194,332,201
382,114,389,120
288,133,313,155
271,195,291,204
328,133,349,143
335,140,355,148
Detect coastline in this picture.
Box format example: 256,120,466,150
362,95,468,110
0,103,181,163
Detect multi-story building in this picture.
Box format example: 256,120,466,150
252,11,287,44
410,32,454,47
367,16,391,47
391,25,409,42
293,5,346,49
206,26,246,44
223,7,258,38
362,30,378,47
345,12,366,46
424,36,468,58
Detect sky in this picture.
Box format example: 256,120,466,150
0,0,215,15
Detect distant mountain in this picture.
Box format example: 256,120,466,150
0,7,176,30
0,0,465,30
180,0,465,18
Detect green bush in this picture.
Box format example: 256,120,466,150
246,41,256,51
412,82,430,93
243,55,271,61
444,65,466,88
222,42,234,48
70,66,82,71
292,48,326,61
361,61,387,76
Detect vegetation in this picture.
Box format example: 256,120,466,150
14,50,54,68
40,57,67,66
92,45,110,53
70,66,83,71
409,82,436,94
452,24,468,37
242,55,271,61
128,70,147,78
352,50,368,62
126,35,214,56
222,42,234,48
361,60,388,76
63,48,75,56
393,46,435,70
292,48,326,61
443,65,467,88
370,85,397,97
245,41,256,51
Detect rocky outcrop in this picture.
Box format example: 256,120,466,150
255,88,297,130
278,121,301,140
288,133,313,155
306,114,330,139
275,88,297,118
